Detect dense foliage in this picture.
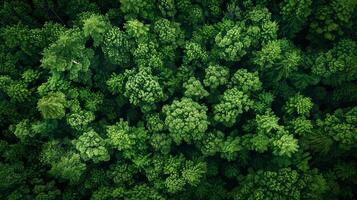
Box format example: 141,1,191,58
0,0,356,199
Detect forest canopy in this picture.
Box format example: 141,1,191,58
0,0,356,199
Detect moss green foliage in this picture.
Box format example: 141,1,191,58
0,0,356,199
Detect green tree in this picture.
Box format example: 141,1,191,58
163,98,208,144
73,129,110,163
203,64,230,90
37,92,66,119
50,153,86,184
213,88,253,126
41,29,94,80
